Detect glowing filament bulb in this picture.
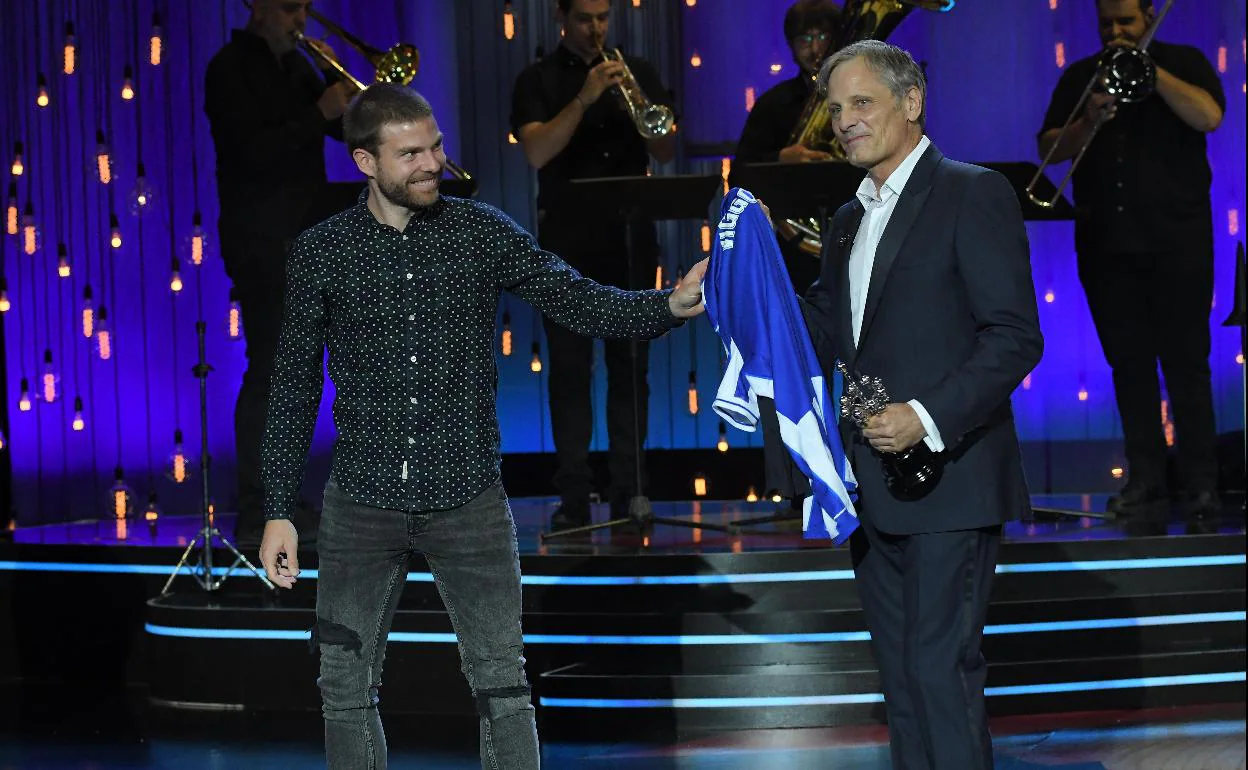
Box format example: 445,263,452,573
170,430,188,484
0,431,5,451
687,371,698,414
745,486,759,502
501,311,512,356
0,278,10,313
64,22,76,74
18,378,32,412
690,51,702,68
11,142,23,176
72,396,85,431
150,13,163,66
686,0,696,6
503,1,515,40
22,202,37,255
132,162,153,211
170,264,183,294
82,285,95,337
745,86,756,111
227,291,242,340
190,212,205,265
96,130,112,184
41,350,58,403
57,244,71,278
144,493,161,532
6,182,17,234
655,265,663,290
96,307,112,360
110,213,122,248
693,474,707,497
36,73,50,108
111,469,131,539
530,343,542,373
717,423,728,452
700,220,711,252
508,132,518,144
770,63,782,74
121,65,135,100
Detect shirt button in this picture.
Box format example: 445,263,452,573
410,355,417,363
408,314,415,321
410,397,417,404
406,272,413,279
402,235,408,241
408,437,415,445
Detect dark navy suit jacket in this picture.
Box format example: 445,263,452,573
802,143,1044,536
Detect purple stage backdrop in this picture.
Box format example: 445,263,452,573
0,0,1243,524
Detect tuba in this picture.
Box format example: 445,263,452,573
597,41,676,139
780,0,954,255
1025,0,1173,207
294,9,473,182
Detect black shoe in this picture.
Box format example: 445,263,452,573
1106,483,1168,519
1180,489,1221,519
550,499,590,532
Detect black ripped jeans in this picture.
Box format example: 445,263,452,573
314,477,538,769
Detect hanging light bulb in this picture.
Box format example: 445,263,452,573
0,277,10,313
144,492,161,537
22,202,38,255
64,21,77,75
690,51,702,68
169,258,183,294
168,429,189,484
530,342,542,373
654,265,664,290
41,350,58,404
503,1,516,40
700,220,711,252
745,486,759,502
0,430,6,451
18,378,33,412
81,284,94,337
120,64,135,100
72,396,85,431
111,468,132,539
95,130,112,184
687,370,699,414
227,290,243,340
188,211,205,265
95,306,112,360
717,422,729,452
6,181,17,234
149,13,163,66
693,473,708,497
110,212,122,248
57,243,71,278
35,73,50,108
130,162,154,214
11,142,23,176
501,311,512,356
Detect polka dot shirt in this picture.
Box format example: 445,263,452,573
261,190,682,519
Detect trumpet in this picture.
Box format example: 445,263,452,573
1025,0,1173,208
597,45,675,139
294,9,472,182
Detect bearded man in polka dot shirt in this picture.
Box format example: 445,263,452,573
257,82,708,770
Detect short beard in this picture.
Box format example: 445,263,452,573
377,173,437,210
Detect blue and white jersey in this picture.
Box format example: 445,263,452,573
703,187,859,544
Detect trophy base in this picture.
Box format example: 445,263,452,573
881,443,943,501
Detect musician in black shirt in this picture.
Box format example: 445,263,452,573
733,0,840,294
1037,0,1225,520
510,0,677,531
204,0,351,545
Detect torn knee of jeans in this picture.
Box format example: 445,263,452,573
475,685,532,719
309,617,363,656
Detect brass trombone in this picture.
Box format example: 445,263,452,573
294,9,472,182
1025,0,1173,208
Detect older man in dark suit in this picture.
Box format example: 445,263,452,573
799,41,1044,769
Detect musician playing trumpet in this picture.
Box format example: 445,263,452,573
510,0,677,532
1037,0,1225,524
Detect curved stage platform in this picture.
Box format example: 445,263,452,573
2,495,1244,739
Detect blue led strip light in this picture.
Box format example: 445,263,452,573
536,672,1246,709
4,553,1244,583
145,611,1244,645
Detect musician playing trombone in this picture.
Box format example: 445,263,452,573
204,0,353,548
510,0,678,533
1037,0,1225,524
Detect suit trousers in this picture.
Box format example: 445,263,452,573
850,518,1001,770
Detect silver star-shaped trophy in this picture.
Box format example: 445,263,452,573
836,360,943,501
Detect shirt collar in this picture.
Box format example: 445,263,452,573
353,186,447,232
855,134,931,208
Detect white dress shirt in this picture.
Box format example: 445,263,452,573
847,135,944,452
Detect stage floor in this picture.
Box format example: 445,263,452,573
9,493,1245,554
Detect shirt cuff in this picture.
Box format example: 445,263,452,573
907,399,945,453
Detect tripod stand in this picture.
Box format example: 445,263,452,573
162,321,273,594
542,174,729,544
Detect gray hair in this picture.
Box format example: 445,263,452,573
817,39,927,129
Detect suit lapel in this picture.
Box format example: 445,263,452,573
857,144,941,349
835,203,865,363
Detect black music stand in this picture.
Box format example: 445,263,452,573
729,160,866,237
541,173,728,543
